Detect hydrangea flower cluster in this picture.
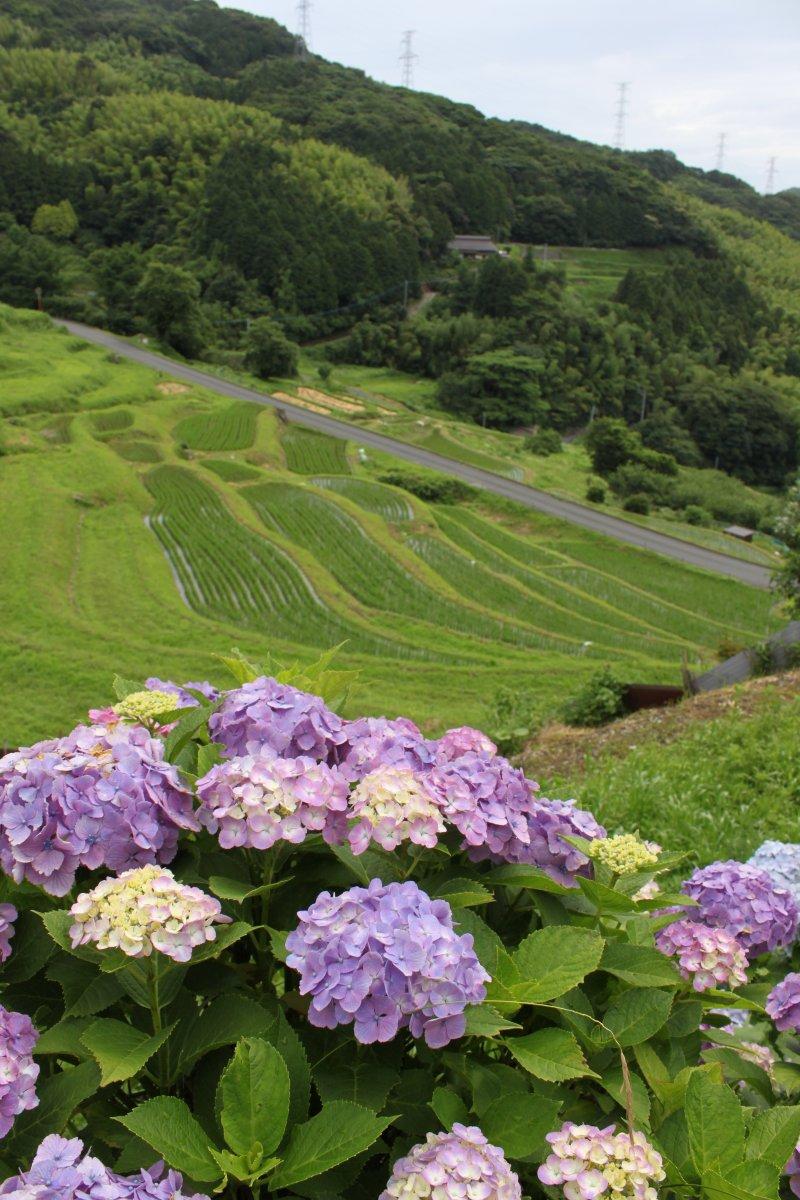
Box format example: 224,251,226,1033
786,1141,800,1198
766,972,800,1032
337,716,434,783
146,677,219,707
0,902,17,962
0,1135,210,1200
113,690,178,724
538,1122,665,1200
434,726,497,764
286,879,489,1047
69,865,230,963
380,1124,520,1200
0,722,198,895
682,860,799,958
738,1041,776,1075
656,918,748,991
0,1004,39,1138
591,834,659,876
209,677,347,760
348,766,446,853
197,750,348,849
748,841,800,907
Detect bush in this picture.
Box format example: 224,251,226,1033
623,492,651,514
561,665,628,726
245,317,299,379
0,650,798,1200
585,482,606,503
523,427,562,456
683,504,711,526
610,463,675,504
378,469,476,504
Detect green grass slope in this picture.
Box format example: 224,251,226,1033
0,305,781,747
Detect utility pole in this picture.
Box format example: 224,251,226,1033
613,82,629,150
400,30,417,88
296,0,311,56
715,132,727,172
765,156,778,195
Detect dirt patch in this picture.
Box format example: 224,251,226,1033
520,670,800,780
273,391,329,415
157,382,190,395
297,387,364,414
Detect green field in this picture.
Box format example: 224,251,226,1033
0,305,782,748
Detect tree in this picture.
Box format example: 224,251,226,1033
134,261,205,356
31,200,78,239
437,350,547,428
472,255,531,318
585,417,637,477
773,478,800,615
244,318,299,379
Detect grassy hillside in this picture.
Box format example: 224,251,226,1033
0,304,780,746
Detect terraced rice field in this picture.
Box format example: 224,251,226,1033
90,408,133,433
310,476,414,521
202,458,263,482
417,429,524,480
281,427,351,474
173,401,257,451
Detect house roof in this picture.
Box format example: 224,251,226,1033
447,235,499,253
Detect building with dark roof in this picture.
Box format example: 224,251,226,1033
447,234,500,258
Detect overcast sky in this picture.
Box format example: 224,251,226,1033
220,0,800,193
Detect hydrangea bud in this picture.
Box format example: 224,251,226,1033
591,833,659,875
197,750,348,849
0,902,17,962
0,1134,210,1200
69,865,230,963
0,721,198,895
538,1121,665,1200
748,841,800,906
347,766,446,854
286,878,489,1047
656,918,748,991
682,860,799,958
209,676,347,760
766,972,800,1032
434,727,497,764
0,1005,39,1138
380,1124,520,1200
113,690,177,724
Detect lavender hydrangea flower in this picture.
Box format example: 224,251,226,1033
69,865,230,963
0,902,17,962
347,766,446,854
0,1004,39,1138
766,972,800,1032
337,716,434,783
380,1125,520,1200
0,722,198,895
538,1122,665,1200
434,727,497,764
146,677,219,707
656,919,748,991
682,860,799,958
786,1141,800,1198
0,1135,210,1200
209,677,347,761
197,750,348,849
286,879,489,1047
748,841,800,906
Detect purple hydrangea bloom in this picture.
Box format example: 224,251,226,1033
786,1142,800,1199
337,716,434,783
748,841,800,907
0,902,17,962
0,1134,210,1200
766,972,800,1032
286,879,489,1047
380,1125,520,1200
197,750,349,849
656,919,748,992
682,860,799,958
0,1004,39,1138
434,727,497,764
512,796,606,885
145,677,219,707
0,722,198,896
347,766,446,854
209,677,347,761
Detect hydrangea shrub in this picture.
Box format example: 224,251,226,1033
0,651,798,1200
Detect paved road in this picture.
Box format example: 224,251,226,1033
58,319,772,589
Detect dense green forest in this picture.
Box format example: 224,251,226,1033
2,0,800,511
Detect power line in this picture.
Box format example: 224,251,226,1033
400,30,418,88
765,156,778,195
715,132,727,172
296,0,311,55
613,82,629,150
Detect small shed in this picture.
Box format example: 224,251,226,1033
447,235,500,258
724,525,756,542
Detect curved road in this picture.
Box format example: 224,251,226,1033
58,319,771,589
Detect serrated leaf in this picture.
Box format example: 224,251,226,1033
480,1094,561,1161
601,941,681,988
3,910,54,982
700,989,766,1014
116,1097,222,1182
47,958,126,1017
463,1004,521,1037
80,1018,175,1086
220,1038,290,1157
186,920,252,964
685,1071,745,1177
164,702,215,761
209,876,289,903
173,994,275,1077
328,843,405,885
431,877,493,908
599,1067,651,1126
270,1101,392,1188
113,674,143,700
702,1161,780,1200
746,1106,800,1170
604,987,673,1047
451,908,504,973
34,1018,93,1058
430,1087,469,1131
577,878,640,914
315,1061,398,1112
485,865,571,895
506,1029,598,1082
512,926,604,1003
196,741,223,777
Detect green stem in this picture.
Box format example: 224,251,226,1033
148,958,162,1033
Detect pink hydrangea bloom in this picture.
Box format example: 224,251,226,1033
380,1125,520,1200
656,919,748,991
434,727,497,764
347,766,446,854
0,1005,39,1138
538,1121,665,1200
0,903,17,962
